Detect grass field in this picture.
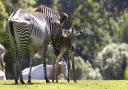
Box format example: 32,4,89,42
0,80,128,89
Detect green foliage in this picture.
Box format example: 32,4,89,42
0,1,8,20
73,56,102,80
120,10,128,43
124,65,128,80
16,0,36,12
95,43,128,79
0,1,8,31
54,0,128,66
53,0,60,9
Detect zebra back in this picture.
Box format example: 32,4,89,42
35,5,60,21
35,5,62,55
35,5,68,25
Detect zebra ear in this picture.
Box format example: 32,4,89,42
60,13,68,25
10,19,31,24
70,26,80,36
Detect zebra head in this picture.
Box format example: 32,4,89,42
62,26,80,38
62,26,80,46
60,12,68,25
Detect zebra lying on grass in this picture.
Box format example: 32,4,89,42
0,44,6,80
0,44,6,72
0,71,6,80
22,59,68,80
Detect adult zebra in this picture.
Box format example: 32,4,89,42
35,5,69,83
35,5,68,56
7,8,68,84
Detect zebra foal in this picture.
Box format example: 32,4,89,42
52,27,79,83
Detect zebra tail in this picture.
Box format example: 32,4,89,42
8,21,16,45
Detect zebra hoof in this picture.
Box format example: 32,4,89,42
74,80,77,83
67,80,70,83
15,80,18,84
56,80,58,83
46,80,50,83
27,80,31,84
20,80,25,84
21,82,25,84
52,80,54,82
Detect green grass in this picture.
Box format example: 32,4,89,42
0,80,128,89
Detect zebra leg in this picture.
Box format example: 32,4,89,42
42,41,50,83
52,55,56,82
13,48,21,84
55,54,62,83
28,53,33,84
17,48,25,84
55,62,58,83
13,50,19,84
67,54,70,83
71,52,77,83
10,48,19,84
55,48,66,83
18,60,25,84
19,73,25,84
55,55,63,83
10,46,19,84
13,62,18,84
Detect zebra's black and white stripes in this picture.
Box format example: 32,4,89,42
35,5,60,21
35,5,69,82
7,7,65,84
35,5,68,54
55,27,78,83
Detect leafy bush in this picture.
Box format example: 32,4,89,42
72,56,102,80
95,43,128,79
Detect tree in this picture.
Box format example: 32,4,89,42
95,43,128,79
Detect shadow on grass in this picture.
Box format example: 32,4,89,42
2,82,44,85
2,81,69,85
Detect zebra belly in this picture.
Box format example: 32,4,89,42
30,24,50,48
31,36,43,47
29,37,44,53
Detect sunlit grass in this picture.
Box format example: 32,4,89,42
0,80,128,89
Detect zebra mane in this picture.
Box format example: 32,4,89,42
35,5,60,21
